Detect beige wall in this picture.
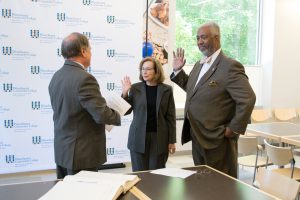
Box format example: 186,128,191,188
269,0,300,108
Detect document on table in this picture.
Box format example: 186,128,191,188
105,92,131,132
150,168,196,179
39,171,141,200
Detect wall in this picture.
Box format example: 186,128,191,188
270,0,300,108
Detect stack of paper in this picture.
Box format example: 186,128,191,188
39,171,140,200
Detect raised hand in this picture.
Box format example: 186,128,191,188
121,76,132,97
173,48,186,72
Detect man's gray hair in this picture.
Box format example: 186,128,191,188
202,21,220,37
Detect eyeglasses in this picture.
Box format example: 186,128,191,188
141,67,154,72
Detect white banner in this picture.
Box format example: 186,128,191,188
0,0,142,174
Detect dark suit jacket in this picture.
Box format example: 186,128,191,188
123,82,176,154
48,60,120,170
171,52,256,149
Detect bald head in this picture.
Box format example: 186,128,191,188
61,32,90,59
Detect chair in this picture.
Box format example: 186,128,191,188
264,139,300,180
238,136,271,184
255,168,300,200
251,109,273,123
273,108,298,122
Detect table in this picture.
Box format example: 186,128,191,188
281,136,300,146
0,165,278,200
246,122,300,142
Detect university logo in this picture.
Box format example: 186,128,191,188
31,101,41,110
57,13,66,22
2,46,12,55
82,0,91,5
82,32,91,39
106,148,115,155
107,82,115,91
5,155,15,163
106,49,115,57
106,16,115,24
57,48,62,57
1,9,12,18
3,83,13,92
32,136,41,144
30,29,40,38
4,120,14,128
30,65,40,74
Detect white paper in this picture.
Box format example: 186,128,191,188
38,180,118,200
76,171,138,185
105,92,131,132
150,168,196,179
39,171,140,200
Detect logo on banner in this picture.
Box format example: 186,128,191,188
30,29,40,38
32,136,41,144
57,48,62,57
5,155,15,163
82,0,91,5
107,83,115,91
4,120,14,128
2,9,12,18
31,101,41,110
57,13,66,21
82,32,91,39
107,16,115,24
30,66,40,74
106,148,115,155
3,83,13,92
106,49,115,57
2,46,12,55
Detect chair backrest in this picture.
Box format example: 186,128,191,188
238,136,258,156
251,109,272,123
273,108,297,121
256,168,300,200
264,139,294,166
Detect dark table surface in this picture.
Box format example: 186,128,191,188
0,165,277,200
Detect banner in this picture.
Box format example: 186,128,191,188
0,0,143,174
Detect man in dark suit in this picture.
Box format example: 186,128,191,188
171,22,256,177
48,32,121,179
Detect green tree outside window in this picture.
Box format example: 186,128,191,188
176,0,259,65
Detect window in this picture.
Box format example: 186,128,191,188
175,0,260,65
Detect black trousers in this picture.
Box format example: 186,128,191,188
130,131,168,172
56,165,98,179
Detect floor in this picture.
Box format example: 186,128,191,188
0,151,255,186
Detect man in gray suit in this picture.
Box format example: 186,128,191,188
49,32,121,179
171,22,256,177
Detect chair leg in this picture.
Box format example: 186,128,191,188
252,167,257,185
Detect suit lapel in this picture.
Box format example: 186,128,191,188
137,83,147,104
187,62,202,99
192,53,223,94
156,84,167,115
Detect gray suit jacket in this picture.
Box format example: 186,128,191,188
48,60,120,170
171,52,256,149
124,82,176,154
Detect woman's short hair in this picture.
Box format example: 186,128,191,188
139,57,165,83
61,32,90,59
